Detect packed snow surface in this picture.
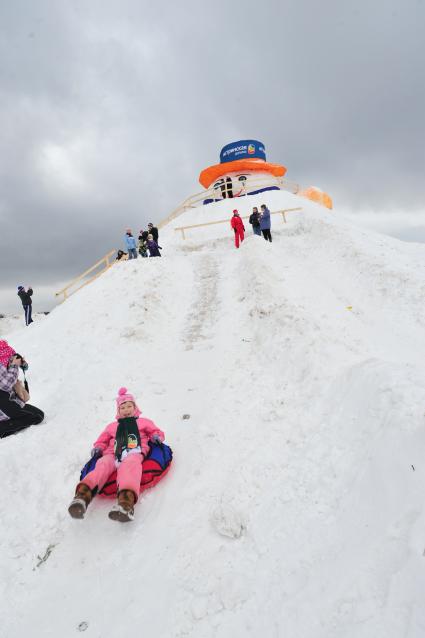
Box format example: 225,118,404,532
1,192,425,638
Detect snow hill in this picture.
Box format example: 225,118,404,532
1,191,425,638
0,313,49,336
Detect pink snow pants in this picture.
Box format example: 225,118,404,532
79,453,143,501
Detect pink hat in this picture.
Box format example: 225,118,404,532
0,340,16,368
115,387,141,418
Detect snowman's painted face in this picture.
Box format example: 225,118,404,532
211,171,279,199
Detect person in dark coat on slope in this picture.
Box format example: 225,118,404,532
260,204,272,242
230,210,245,249
17,285,33,326
249,207,262,236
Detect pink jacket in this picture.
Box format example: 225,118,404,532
93,417,164,458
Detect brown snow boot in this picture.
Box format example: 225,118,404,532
108,489,136,523
68,483,93,519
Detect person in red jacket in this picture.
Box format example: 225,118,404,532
230,210,245,249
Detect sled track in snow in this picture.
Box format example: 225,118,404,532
182,254,220,351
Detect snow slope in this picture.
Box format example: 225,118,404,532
0,313,49,336
1,192,425,638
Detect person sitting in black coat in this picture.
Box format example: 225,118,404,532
0,350,44,438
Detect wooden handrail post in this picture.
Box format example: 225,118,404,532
173,207,301,239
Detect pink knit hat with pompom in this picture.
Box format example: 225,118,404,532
0,340,16,368
115,387,141,418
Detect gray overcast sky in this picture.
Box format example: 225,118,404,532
1,0,425,313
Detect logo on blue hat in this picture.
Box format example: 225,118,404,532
220,140,266,164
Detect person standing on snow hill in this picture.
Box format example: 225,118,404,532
147,234,161,257
0,340,44,439
249,207,262,236
17,285,33,326
138,229,148,258
260,204,272,242
147,223,159,244
124,229,138,259
230,209,245,249
68,387,165,523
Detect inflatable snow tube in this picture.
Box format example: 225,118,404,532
79,442,173,497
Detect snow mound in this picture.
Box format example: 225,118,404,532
1,197,425,638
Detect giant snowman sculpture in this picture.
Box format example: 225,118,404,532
199,139,332,209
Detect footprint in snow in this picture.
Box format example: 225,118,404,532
210,504,246,539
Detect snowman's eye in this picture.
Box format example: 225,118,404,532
238,175,247,182
214,180,224,188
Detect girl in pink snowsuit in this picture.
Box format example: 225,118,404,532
68,387,164,523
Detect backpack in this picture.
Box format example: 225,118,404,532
79,441,173,497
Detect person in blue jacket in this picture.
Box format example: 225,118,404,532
124,229,138,259
260,205,272,242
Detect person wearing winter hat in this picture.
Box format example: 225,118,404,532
137,229,148,258
147,223,159,243
248,206,262,236
259,204,272,242
146,234,161,257
0,340,44,438
68,387,165,523
230,209,245,249
17,285,34,326
124,229,138,260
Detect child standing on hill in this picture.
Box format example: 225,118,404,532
147,234,162,257
138,230,148,258
68,387,164,523
124,229,138,259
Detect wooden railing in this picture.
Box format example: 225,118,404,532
55,249,116,302
159,176,301,229
174,207,303,240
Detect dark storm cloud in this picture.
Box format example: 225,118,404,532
1,0,425,312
